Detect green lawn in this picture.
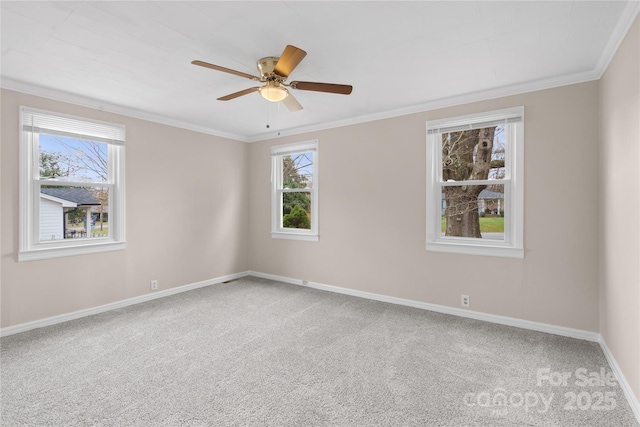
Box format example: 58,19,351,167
441,216,504,233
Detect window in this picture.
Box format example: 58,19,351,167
19,107,125,261
271,140,318,241
426,107,523,258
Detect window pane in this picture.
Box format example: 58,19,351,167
39,134,108,183
442,125,505,182
441,184,504,240
282,191,311,229
39,186,109,241
283,152,313,189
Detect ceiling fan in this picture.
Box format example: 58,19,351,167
191,45,352,111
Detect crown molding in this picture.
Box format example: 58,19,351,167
245,69,601,142
594,1,640,79
0,78,250,143
0,68,603,145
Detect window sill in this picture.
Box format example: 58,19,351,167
271,232,319,242
426,240,523,259
19,241,126,262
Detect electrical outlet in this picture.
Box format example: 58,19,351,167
461,294,470,307
150,280,158,291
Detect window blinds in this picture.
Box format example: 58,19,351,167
21,107,126,145
427,110,523,135
270,140,317,157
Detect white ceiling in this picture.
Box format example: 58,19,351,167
2,1,639,142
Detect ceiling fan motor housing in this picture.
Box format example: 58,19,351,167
257,57,280,79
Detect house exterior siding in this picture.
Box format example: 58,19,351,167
39,198,63,241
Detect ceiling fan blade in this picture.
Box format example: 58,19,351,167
217,87,260,101
191,60,260,81
290,81,353,95
273,45,307,78
282,92,303,112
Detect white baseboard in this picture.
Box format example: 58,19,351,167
0,271,250,337
1,269,599,342
599,337,640,424
248,270,599,342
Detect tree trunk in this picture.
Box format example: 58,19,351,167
444,187,485,237
442,127,496,238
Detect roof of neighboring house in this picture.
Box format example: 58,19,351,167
40,193,77,208
40,188,101,206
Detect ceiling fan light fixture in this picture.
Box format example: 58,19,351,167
259,82,288,102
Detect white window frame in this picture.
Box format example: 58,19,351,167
19,106,126,261
426,107,524,258
271,140,319,241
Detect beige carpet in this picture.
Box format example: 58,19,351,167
1,276,637,426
